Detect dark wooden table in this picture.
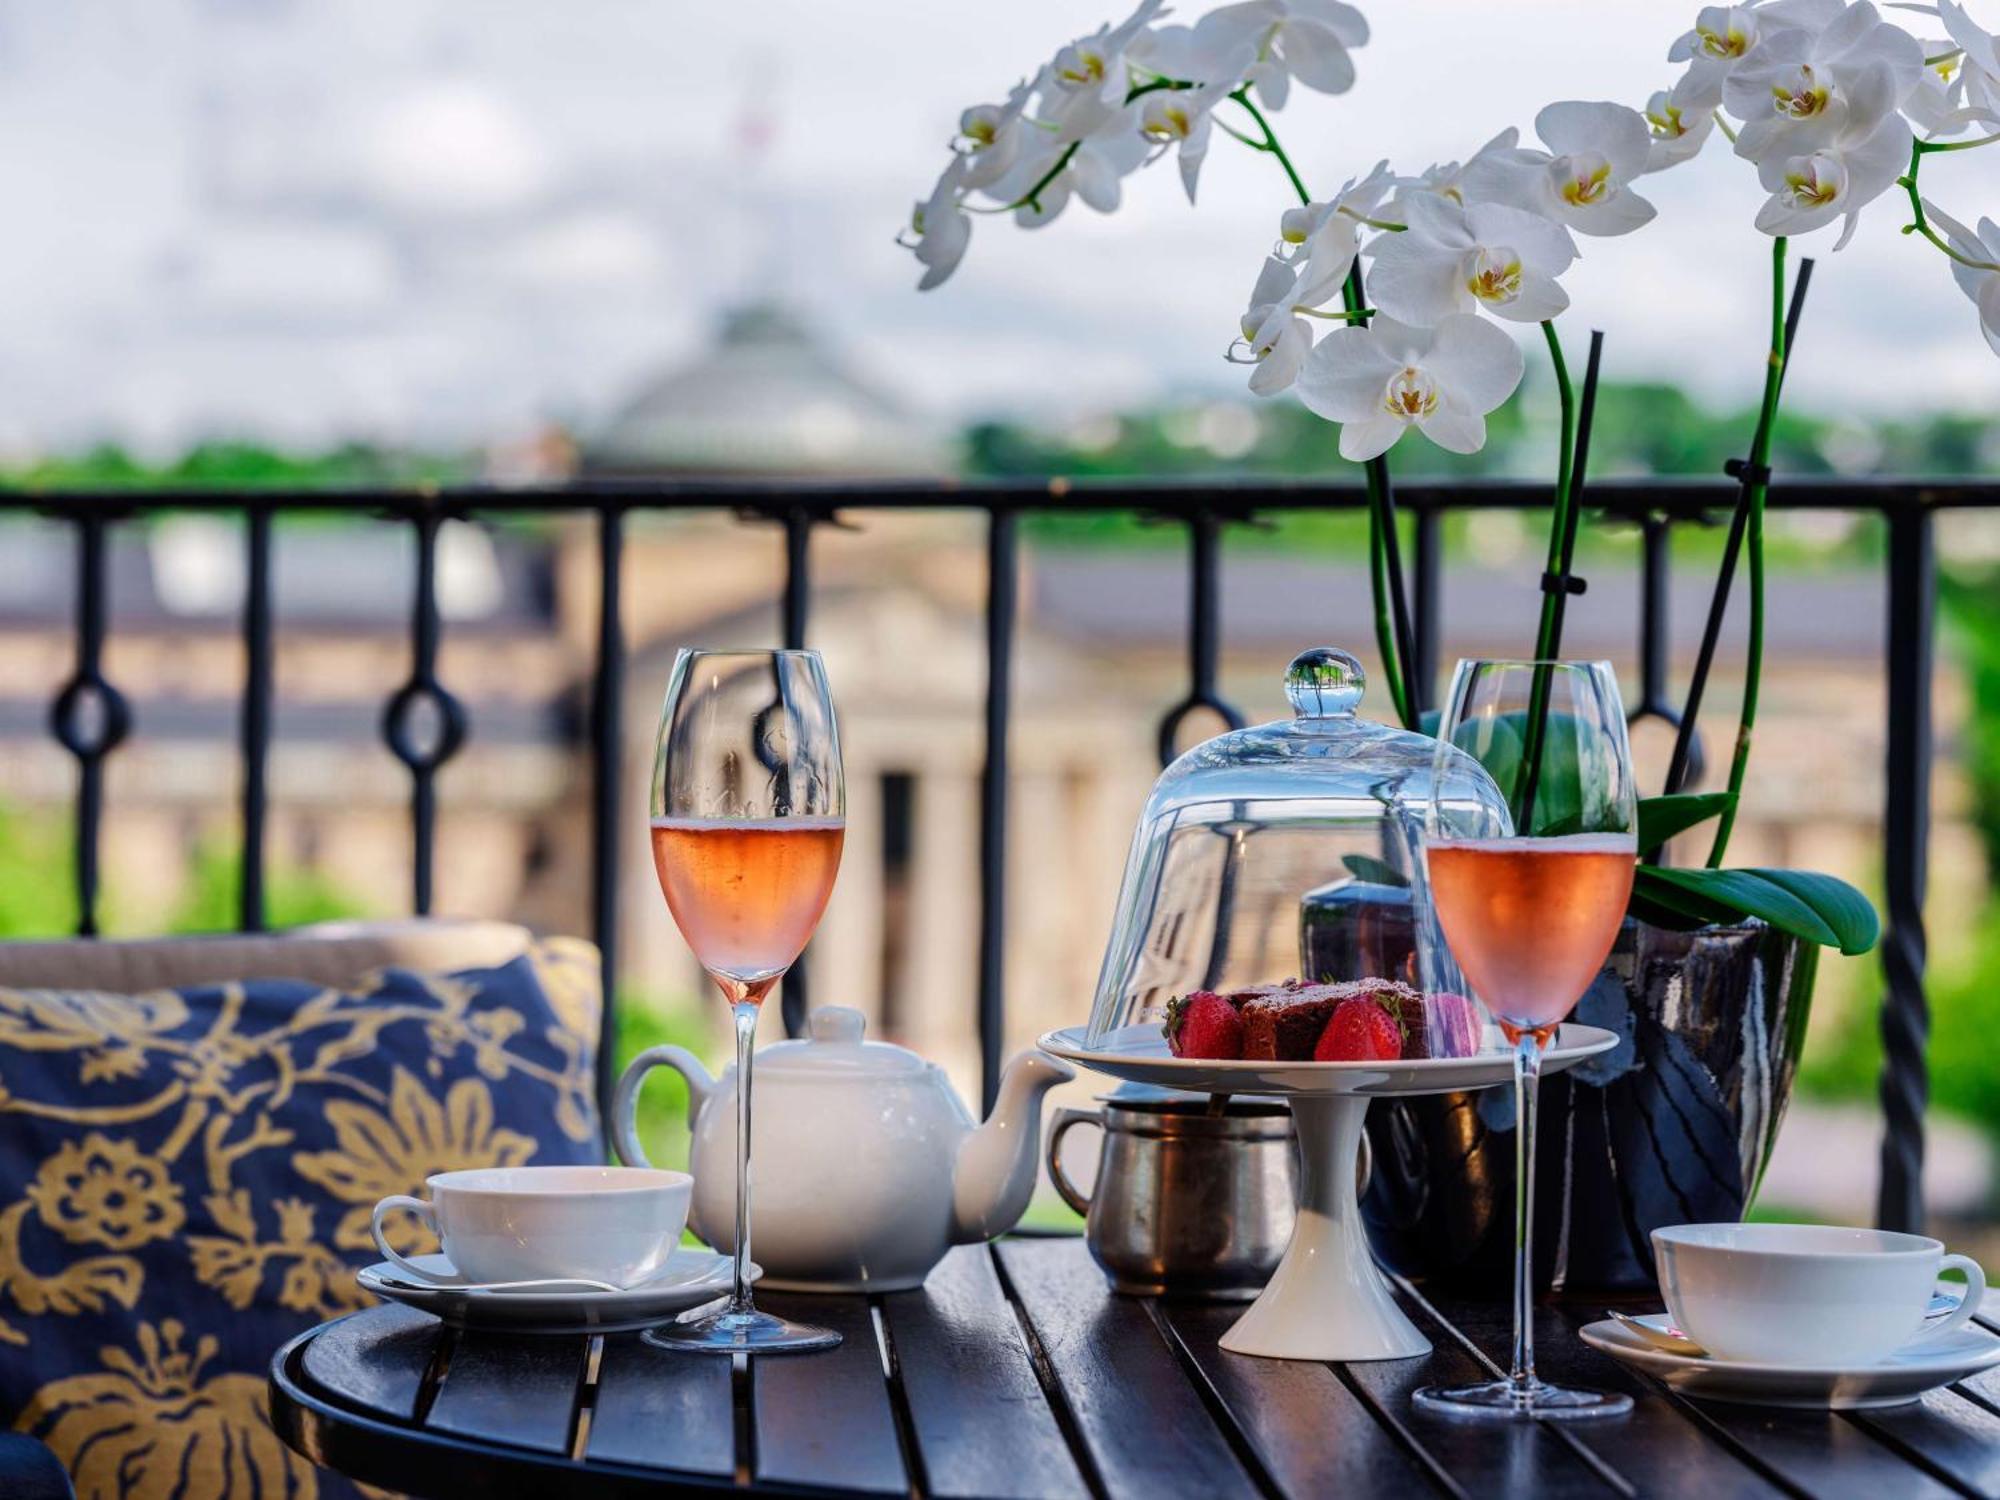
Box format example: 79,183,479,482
270,1238,2000,1499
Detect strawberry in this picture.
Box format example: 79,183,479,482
1314,997,1403,1062
1164,990,1243,1060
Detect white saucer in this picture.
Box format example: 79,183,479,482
1037,1022,1618,1097
358,1249,756,1334
1579,1316,2000,1409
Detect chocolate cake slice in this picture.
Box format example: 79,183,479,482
1239,979,1348,1060
1240,976,1432,1061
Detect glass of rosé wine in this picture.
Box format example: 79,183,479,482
644,649,844,1355
1412,659,1637,1421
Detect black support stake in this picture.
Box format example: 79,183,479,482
1412,506,1441,717
1876,503,1934,1234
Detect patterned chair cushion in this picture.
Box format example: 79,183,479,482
0,939,604,1500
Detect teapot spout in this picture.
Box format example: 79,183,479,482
951,1050,1075,1244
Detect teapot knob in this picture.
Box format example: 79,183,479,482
808,1006,866,1044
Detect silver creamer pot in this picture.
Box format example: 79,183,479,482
1047,1095,1326,1301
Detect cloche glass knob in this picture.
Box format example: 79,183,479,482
1285,647,1365,718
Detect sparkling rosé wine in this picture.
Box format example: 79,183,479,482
1426,833,1636,1031
650,817,844,999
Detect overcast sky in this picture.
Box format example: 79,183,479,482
0,0,1994,458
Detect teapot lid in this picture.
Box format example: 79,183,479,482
755,1006,928,1078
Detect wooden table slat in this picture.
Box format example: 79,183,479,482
1339,1291,1620,1498
880,1246,1090,1500
750,1292,907,1497
586,1332,738,1479
298,1302,443,1424
1847,1387,2000,1497
425,1328,589,1456
996,1238,1265,1500
1159,1301,1443,1500
1426,1291,1787,1499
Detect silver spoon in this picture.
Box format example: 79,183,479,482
380,1261,690,1296
1606,1309,1705,1356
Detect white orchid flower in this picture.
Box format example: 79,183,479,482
1232,253,1351,395
901,160,973,291
1462,102,1661,236
1669,5,1781,108
1382,130,1521,218
988,122,1149,227
1644,74,1721,170
1752,70,1913,246
954,77,1040,192
1049,0,1170,105
1937,0,2000,122
1140,86,1226,201
1127,18,1258,90
1296,313,1526,460
1922,201,2000,354
1725,1,1924,161
1193,0,1371,110
1367,195,1579,325
1277,161,1394,279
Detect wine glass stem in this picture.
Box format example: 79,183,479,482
730,998,758,1315
1509,1025,1545,1401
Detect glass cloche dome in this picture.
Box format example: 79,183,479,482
1083,647,1513,1058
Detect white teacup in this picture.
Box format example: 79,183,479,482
370,1165,692,1288
1654,1222,1986,1366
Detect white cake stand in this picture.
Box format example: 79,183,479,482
1037,1023,1618,1362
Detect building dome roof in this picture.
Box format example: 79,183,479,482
586,303,953,477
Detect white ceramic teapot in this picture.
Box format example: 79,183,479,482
612,1006,1074,1292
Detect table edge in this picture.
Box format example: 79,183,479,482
268,1311,838,1499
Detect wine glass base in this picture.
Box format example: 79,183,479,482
1413,1379,1632,1421
643,1307,840,1355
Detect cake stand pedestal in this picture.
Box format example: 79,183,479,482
1037,1023,1618,1362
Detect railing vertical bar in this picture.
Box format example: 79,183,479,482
780,506,813,1040
1640,516,1671,722
53,514,131,937
590,503,626,1126
1876,503,1934,1234
1155,510,1244,766
1412,505,1441,715
977,509,1018,1114
381,509,466,918
411,516,441,915
239,507,273,932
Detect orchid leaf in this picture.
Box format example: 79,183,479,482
1633,866,1878,954
1636,793,1736,855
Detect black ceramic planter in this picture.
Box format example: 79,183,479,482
1303,894,1818,1295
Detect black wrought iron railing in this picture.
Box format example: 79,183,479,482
16,476,1988,1235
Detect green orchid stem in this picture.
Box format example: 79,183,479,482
1706,235,1789,868
1347,266,1421,728
1297,305,1378,321
1006,77,1194,214
1515,320,1578,830
1229,89,1311,205
1900,142,2000,272
1228,86,1418,727
1531,321,1578,662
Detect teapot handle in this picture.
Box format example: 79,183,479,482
1045,1106,1101,1218
611,1045,714,1170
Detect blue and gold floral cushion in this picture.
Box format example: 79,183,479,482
0,940,603,1499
